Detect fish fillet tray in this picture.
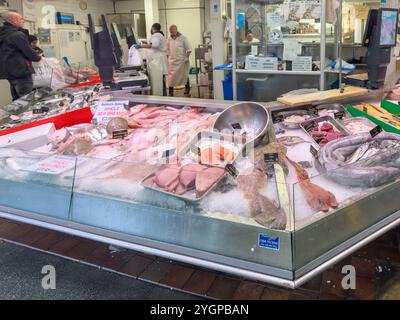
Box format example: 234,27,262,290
141,168,226,203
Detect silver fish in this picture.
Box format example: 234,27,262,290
318,132,400,188
277,136,309,146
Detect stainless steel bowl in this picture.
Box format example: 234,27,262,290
213,102,270,146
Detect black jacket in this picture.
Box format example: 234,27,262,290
0,22,41,80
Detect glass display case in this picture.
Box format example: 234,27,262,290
232,0,331,101
0,93,399,288
231,0,388,102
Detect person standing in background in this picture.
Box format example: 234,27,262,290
166,25,192,97
28,35,44,56
243,32,260,44
135,23,168,96
0,11,41,100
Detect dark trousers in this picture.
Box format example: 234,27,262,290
163,75,167,96
169,78,191,97
8,76,34,101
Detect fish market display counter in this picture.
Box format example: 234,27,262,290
0,94,399,288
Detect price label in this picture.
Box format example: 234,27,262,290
264,153,279,165
93,100,129,124
292,56,313,72
370,125,382,138
225,164,239,178
190,144,201,156
112,129,128,139
304,121,317,132
334,111,345,120
23,155,87,175
33,108,44,115
310,145,319,158
162,148,176,160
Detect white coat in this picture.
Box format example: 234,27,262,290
147,32,168,75
167,33,192,87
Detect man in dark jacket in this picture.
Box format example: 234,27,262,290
0,11,42,100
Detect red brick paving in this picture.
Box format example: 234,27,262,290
159,264,195,289
350,256,376,278
65,239,103,261
299,274,323,293
119,254,155,277
31,231,67,251
101,251,137,271
232,281,265,300
47,235,82,255
182,270,217,296
207,276,241,300
0,219,399,300
139,259,175,283
14,227,49,246
348,276,376,300
0,223,33,241
260,287,291,300
320,270,350,299
289,291,319,300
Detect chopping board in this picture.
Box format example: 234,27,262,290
277,86,368,107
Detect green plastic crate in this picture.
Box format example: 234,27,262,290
346,100,400,134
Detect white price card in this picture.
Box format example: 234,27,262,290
283,39,302,61
245,56,278,71
24,155,87,175
292,56,313,71
93,101,129,124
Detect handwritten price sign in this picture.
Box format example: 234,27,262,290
93,101,129,124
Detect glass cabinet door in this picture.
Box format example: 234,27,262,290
233,0,325,101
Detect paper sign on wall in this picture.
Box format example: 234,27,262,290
24,155,87,175
267,11,285,28
292,56,313,71
245,56,278,71
93,101,129,124
283,39,302,61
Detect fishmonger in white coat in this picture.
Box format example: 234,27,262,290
135,23,168,96
167,25,192,97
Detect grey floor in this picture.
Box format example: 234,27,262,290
0,241,200,300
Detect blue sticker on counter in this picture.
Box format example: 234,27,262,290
258,234,280,251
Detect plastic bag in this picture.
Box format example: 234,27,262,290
32,58,68,90
128,46,143,67
331,59,356,72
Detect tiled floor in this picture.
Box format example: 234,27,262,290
0,217,399,300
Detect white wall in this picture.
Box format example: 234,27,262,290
115,0,144,13
23,0,115,27
159,0,205,65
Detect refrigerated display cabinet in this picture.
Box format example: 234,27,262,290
0,94,399,289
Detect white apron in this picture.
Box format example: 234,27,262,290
147,32,168,75
167,34,192,87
